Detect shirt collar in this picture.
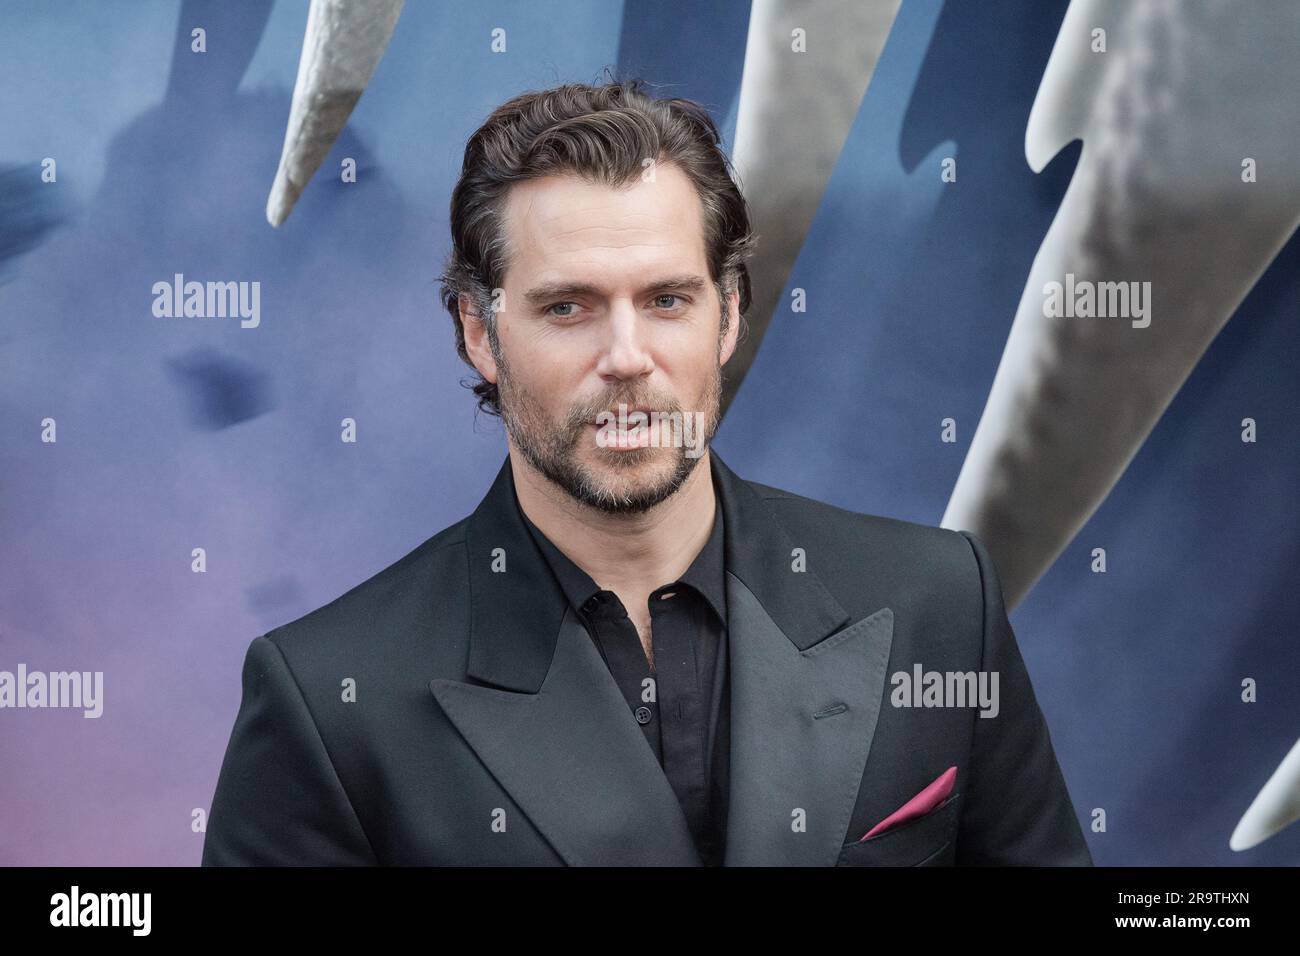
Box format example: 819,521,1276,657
462,449,849,692
518,477,727,626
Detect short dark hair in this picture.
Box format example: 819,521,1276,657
438,77,757,417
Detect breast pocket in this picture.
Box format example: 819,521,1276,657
835,793,960,867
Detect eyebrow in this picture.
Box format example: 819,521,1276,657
522,274,709,307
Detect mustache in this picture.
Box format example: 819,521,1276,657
566,393,682,428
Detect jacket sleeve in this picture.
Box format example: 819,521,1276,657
953,531,1093,865
201,635,378,865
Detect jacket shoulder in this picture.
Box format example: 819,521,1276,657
743,478,984,620
261,516,471,660
747,478,971,557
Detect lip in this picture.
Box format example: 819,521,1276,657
589,414,656,451
591,407,653,424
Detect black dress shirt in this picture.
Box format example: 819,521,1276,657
518,495,730,866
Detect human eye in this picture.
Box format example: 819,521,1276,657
651,293,686,311
546,302,581,319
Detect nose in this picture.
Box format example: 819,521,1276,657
595,301,655,382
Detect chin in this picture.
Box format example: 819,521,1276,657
581,456,683,500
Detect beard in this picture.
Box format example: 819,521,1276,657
494,343,723,515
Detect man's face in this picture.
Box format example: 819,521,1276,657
468,162,739,514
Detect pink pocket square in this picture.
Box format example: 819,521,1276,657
859,766,958,841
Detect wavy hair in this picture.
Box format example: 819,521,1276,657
438,77,757,417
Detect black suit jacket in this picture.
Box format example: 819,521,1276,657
202,451,1092,866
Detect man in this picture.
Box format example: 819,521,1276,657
202,79,1092,866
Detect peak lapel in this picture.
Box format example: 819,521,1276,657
722,576,894,865
709,452,894,866
430,605,701,866
435,455,700,865
435,451,893,867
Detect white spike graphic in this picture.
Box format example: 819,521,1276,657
725,0,901,410
941,0,1300,849
944,0,1300,608
267,0,405,226
1232,738,1300,851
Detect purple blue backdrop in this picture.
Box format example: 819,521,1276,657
1,0,1297,865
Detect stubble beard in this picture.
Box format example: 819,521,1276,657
493,336,723,516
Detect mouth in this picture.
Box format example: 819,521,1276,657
590,407,653,425
589,409,657,451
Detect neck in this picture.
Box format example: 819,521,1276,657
510,447,717,597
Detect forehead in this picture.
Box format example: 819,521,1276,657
500,162,708,281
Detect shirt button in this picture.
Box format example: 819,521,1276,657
582,596,599,613
634,705,653,724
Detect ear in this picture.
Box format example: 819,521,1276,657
460,293,499,384
719,284,741,367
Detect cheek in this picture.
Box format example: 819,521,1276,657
536,332,602,379
676,354,720,401
511,342,588,409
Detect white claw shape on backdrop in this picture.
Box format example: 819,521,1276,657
266,0,405,226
